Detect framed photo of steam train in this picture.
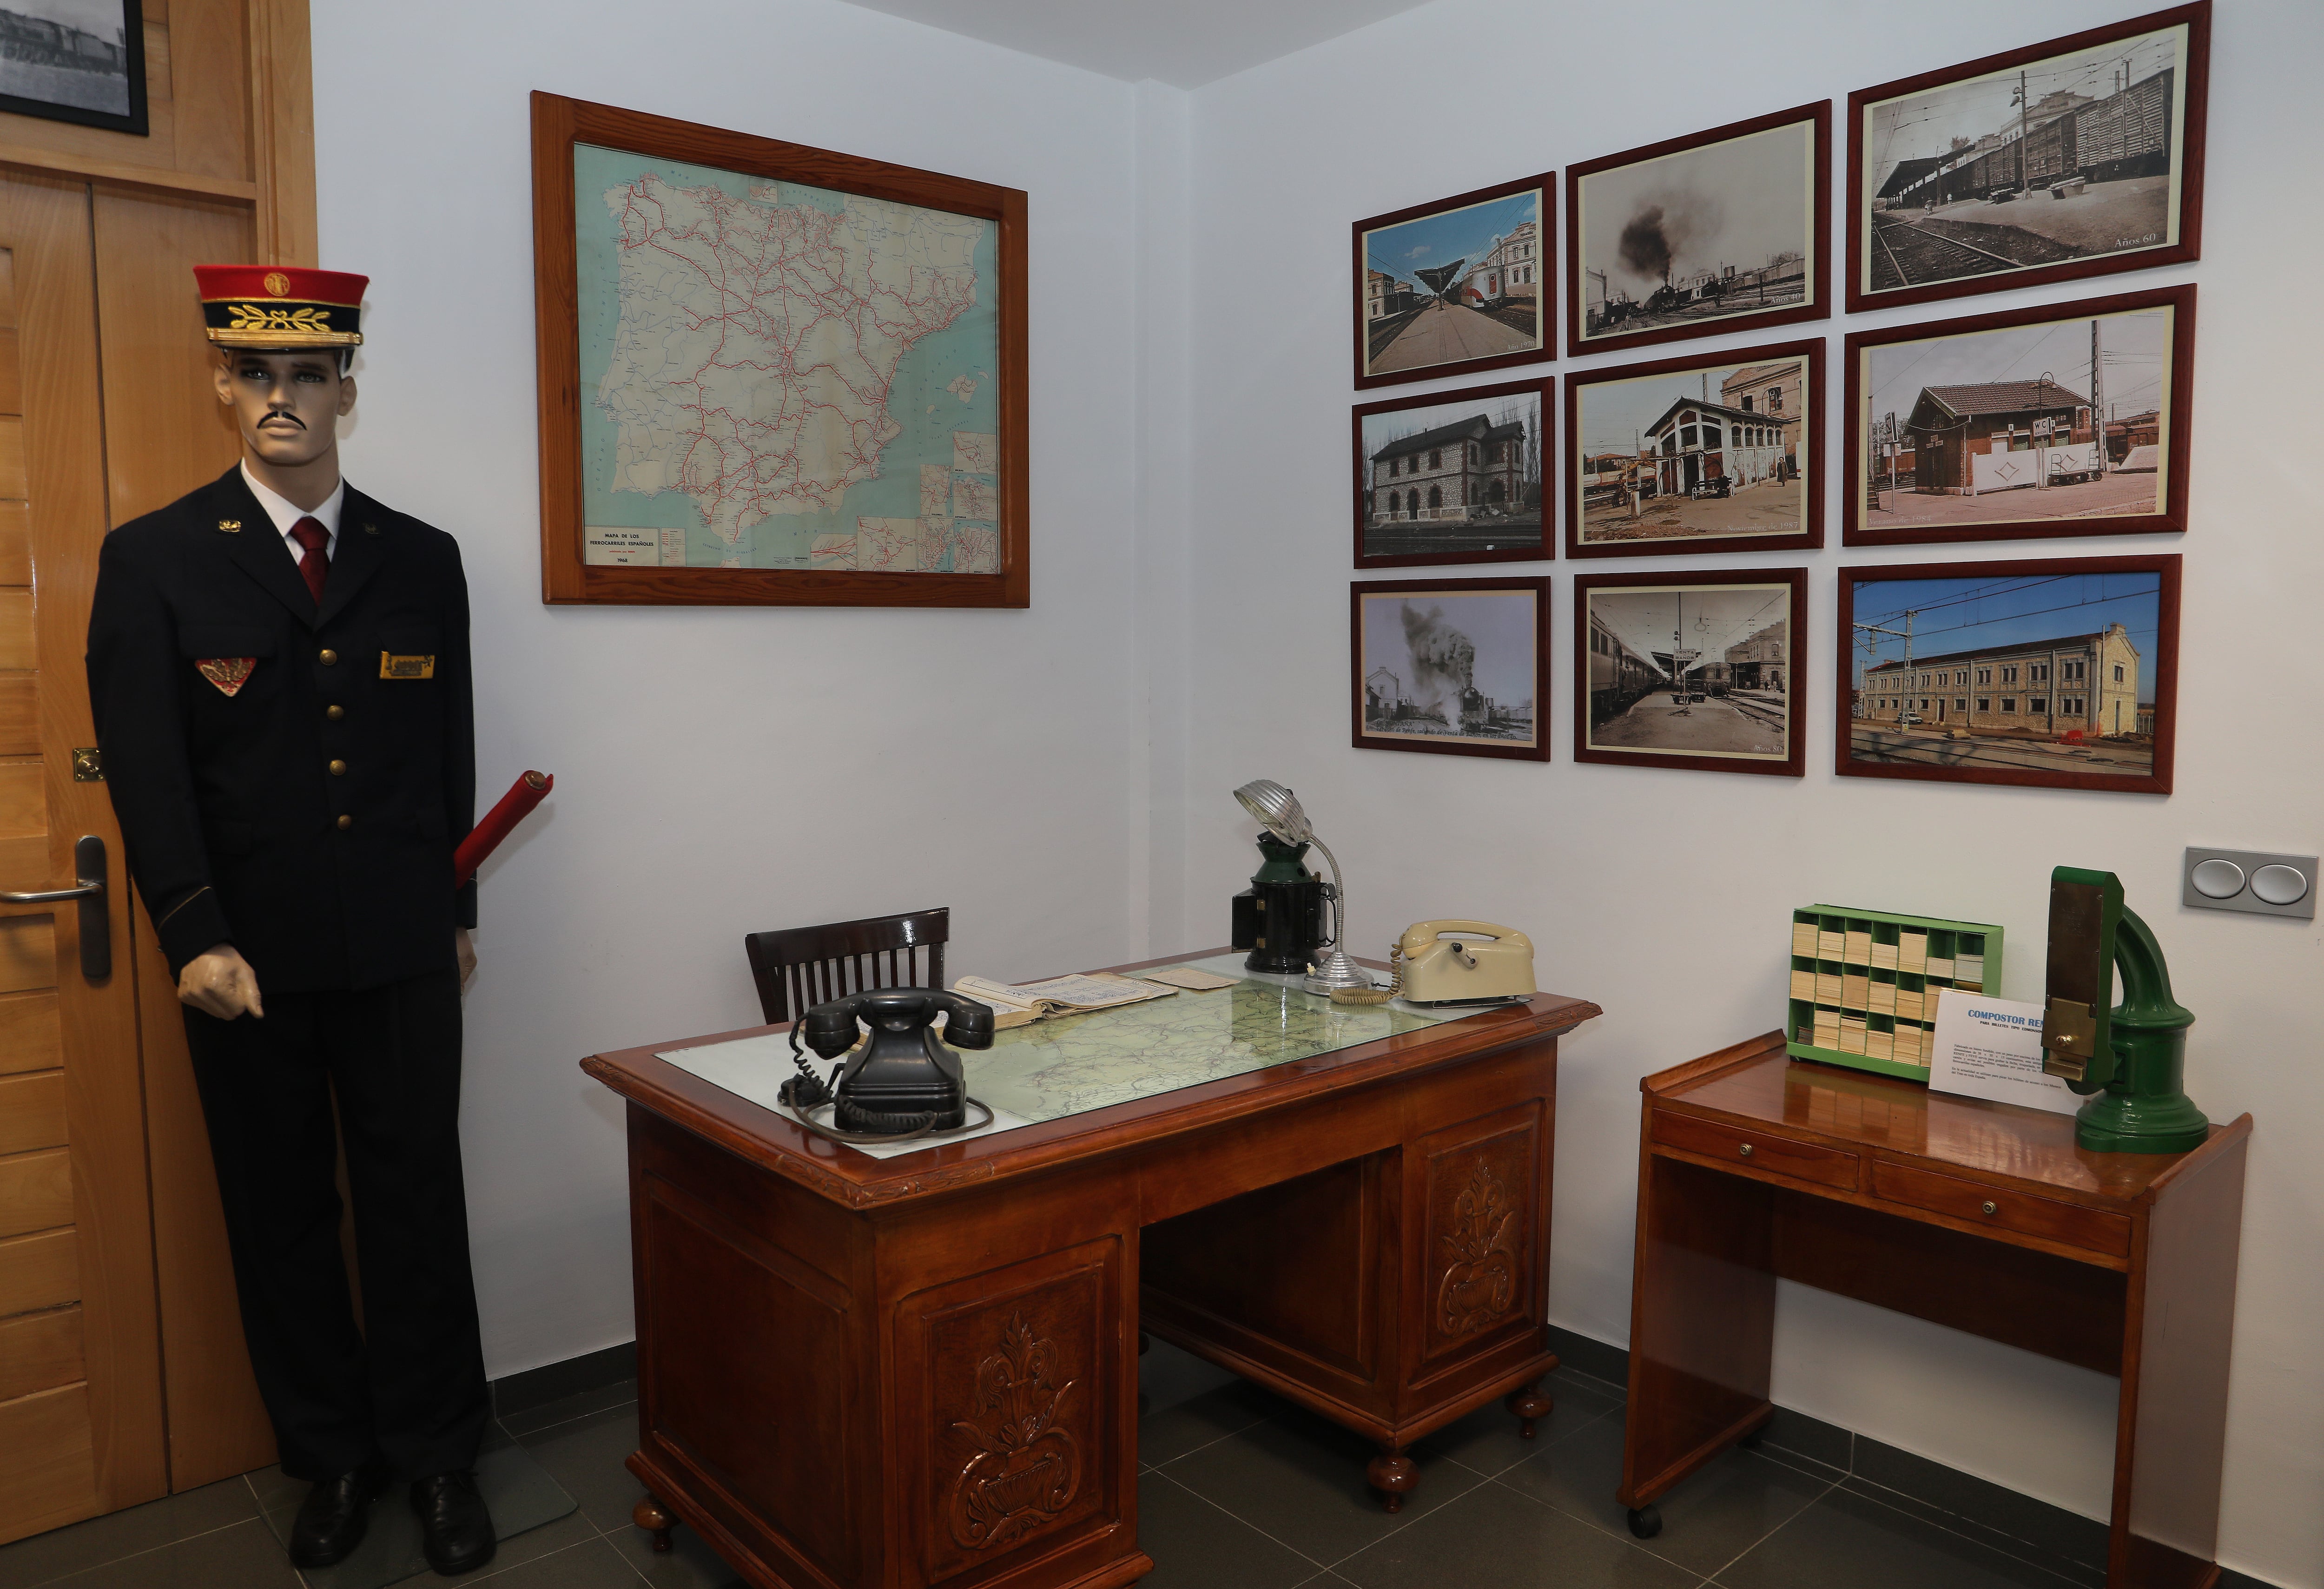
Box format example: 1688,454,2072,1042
1846,1,2209,315
1353,578,1550,761
1353,377,1552,569
1353,172,1553,391
1836,554,2180,796
0,0,147,136
1565,338,1824,560
1574,569,1807,778
1565,102,1829,359
1844,282,2194,547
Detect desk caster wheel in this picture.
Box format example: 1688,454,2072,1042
1626,1505,1662,1540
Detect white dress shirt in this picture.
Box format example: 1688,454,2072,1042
240,461,344,565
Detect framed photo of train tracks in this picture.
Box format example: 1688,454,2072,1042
1353,172,1552,391
1353,378,1552,569
1565,102,1829,360
1836,554,2180,795
1846,0,2210,314
1352,577,1550,761
1565,338,1824,560
1573,569,1807,778
0,0,147,136
1843,283,2194,547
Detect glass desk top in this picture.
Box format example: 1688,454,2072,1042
656,955,1481,1157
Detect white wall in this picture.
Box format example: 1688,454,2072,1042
1183,3,2322,1585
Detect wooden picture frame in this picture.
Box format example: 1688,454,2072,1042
530,91,1028,607
1352,377,1552,569
1565,338,1824,560
1844,283,2193,547
1574,569,1807,778
1353,172,1552,391
1352,577,1550,761
1565,102,1829,359
0,0,147,136
1846,1,2209,315
1836,553,2179,795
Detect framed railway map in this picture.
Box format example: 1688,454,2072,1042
1353,173,1552,391
1565,102,1829,359
1846,1,2209,314
1836,554,2179,795
1574,570,1806,778
531,92,1028,607
0,0,146,135
1844,283,2194,547
1352,378,1551,569
1352,578,1549,761
1565,339,1824,560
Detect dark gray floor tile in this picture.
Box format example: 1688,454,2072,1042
435,1536,644,1587
1140,1338,1241,1416
36,1518,300,1589
1833,1480,2102,1589
1846,1441,2111,1574
1162,1403,1481,1568
1334,1481,1702,1589
498,1381,640,1440
376,1513,600,1589
253,1441,580,1589
1551,1363,1628,1404
512,1405,646,1535
601,1512,748,1589
1417,1375,1619,1478
0,1480,258,1589
1139,1379,1284,1468
1717,1483,2091,1589
1139,1471,1321,1589
1757,1406,1851,1472
1545,1326,1632,1390
1497,1412,1831,1579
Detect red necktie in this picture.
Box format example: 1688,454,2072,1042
290,516,330,607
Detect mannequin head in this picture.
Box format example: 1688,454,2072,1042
213,348,356,506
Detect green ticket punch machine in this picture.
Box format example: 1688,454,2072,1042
2038,866,2210,1154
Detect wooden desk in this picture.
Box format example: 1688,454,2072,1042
581,952,1598,1589
1621,1033,2250,1589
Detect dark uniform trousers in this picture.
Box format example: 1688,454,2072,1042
86,466,489,1483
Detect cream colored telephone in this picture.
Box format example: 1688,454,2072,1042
1393,921,1536,1006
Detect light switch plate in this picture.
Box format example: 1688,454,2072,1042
2182,847,2317,920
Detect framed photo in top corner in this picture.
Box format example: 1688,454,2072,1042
1353,173,1552,390
1844,283,2192,547
1574,569,1806,778
1846,1,2209,314
0,0,147,136
1565,338,1823,560
1353,377,1551,569
1353,577,1549,761
1566,102,1829,359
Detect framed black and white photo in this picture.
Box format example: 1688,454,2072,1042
1353,578,1549,760
1353,173,1552,390
0,0,146,136
1574,569,1806,777
1352,378,1551,569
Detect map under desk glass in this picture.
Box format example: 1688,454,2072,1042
581,952,1599,1589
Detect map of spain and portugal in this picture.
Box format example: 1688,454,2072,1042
575,146,1000,573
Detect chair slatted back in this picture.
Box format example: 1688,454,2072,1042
743,907,951,1025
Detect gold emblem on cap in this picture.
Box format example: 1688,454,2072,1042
217,519,242,532
264,270,291,297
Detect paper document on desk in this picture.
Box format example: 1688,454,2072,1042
954,973,1177,1029
1928,993,2079,1116
1135,965,1240,991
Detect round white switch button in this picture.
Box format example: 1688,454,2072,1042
2190,858,2245,899
2251,864,2310,906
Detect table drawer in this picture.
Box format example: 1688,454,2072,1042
1872,1162,2131,1259
1652,1110,1859,1190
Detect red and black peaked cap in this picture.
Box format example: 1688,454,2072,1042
194,264,367,349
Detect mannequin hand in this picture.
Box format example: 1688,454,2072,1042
456,929,476,987
179,944,264,1020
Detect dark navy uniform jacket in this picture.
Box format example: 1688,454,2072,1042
86,466,476,993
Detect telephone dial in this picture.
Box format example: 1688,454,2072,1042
777,989,995,1141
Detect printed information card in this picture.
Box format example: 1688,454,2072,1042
1927,993,2080,1116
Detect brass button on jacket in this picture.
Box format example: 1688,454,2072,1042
319,648,338,666
337,813,353,831
328,759,348,777
325,704,344,721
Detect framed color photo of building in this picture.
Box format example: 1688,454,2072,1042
1838,554,2179,794
1566,102,1829,359
1353,378,1551,569
1353,173,1552,391
1574,570,1806,777
1565,339,1823,560
1353,578,1550,761
1845,283,2193,547
1847,1,2209,314
531,92,1028,607
0,0,146,135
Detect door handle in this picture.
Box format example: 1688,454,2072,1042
1,836,110,979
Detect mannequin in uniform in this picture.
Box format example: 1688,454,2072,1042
84,267,495,1576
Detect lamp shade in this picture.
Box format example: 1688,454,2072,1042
1234,779,1312,844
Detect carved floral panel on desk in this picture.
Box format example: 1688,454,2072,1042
1421,1113,1542,1360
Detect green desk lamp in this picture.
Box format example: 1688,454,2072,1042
2037,866,2209,1154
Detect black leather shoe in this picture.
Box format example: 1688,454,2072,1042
289,1469,380,1569
409,1470,496,1577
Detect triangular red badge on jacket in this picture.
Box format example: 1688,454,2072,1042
196,657,257,696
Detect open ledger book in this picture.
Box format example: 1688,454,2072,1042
953,973,1179,1031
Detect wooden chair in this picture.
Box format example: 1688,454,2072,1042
743,907,951,1025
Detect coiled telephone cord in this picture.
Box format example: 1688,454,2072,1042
778,1022,938,1135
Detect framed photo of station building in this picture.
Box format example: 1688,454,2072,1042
1353,578,1550,761
1353,173,1552,390
1845,283,2192,547
1573,569,1806,778
1565,339,1823,560
1847,1,2209,314
1353,378,1551,569
1837,554,2179,795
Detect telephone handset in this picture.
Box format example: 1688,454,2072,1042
1393,920,1536,1006
779,989,995,1137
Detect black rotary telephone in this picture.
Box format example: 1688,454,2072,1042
777,989,995,1136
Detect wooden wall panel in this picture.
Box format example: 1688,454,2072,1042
0,504,27,586
0,916,54,994
0,1384,96,1541
0,1148,72,1239
0,419,24,502
0,593,33,672
0,1072,66,1156
0,993,62,1077
0,679,30,758
0,1228,77,1316
0,1307,85,1402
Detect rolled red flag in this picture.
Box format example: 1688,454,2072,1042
454,770,552,889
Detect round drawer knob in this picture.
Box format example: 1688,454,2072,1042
1981,1200,1997,1215
1738,1143,1754,1157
